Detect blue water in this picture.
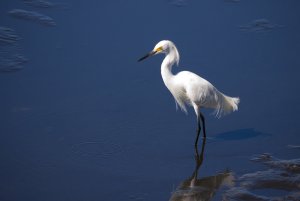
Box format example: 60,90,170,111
1,1,300,200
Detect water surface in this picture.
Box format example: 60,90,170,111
0,0,300,200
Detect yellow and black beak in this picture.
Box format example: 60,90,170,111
138,47,163,62
138,50,157,62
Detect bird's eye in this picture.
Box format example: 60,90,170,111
156,47,163,52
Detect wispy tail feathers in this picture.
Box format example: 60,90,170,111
214,95,240,118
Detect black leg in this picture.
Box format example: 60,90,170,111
200,113,206,138
193,138,207,180
195,115,201,147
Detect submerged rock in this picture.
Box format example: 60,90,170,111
224,187,269,201
224,153,300,201
224,187,300,201
240,169,300,191
251,153,300,173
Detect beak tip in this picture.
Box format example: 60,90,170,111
138,50,156,63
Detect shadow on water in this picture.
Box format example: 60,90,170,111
214,128,271,141
169,138,234,201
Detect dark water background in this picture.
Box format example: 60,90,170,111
1,0,300,200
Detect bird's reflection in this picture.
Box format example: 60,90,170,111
169,139,234,201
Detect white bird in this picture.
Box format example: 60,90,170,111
138,40,239,146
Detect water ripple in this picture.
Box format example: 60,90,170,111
71,140,123,158
9,9,56,26
23,0,56,8
23,0,69,9
0,26,27,73
239,18,284,33
0,27,20,45
0,54,27,73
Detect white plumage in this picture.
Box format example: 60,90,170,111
138,40,239,145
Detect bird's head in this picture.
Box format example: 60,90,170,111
138,40,179,64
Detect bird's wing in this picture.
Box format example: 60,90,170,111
176,71,222,108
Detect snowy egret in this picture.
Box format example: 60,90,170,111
138,40,239,146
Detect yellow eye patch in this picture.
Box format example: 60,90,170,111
156,47,163,52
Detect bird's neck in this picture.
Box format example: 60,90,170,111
161,53,177,87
